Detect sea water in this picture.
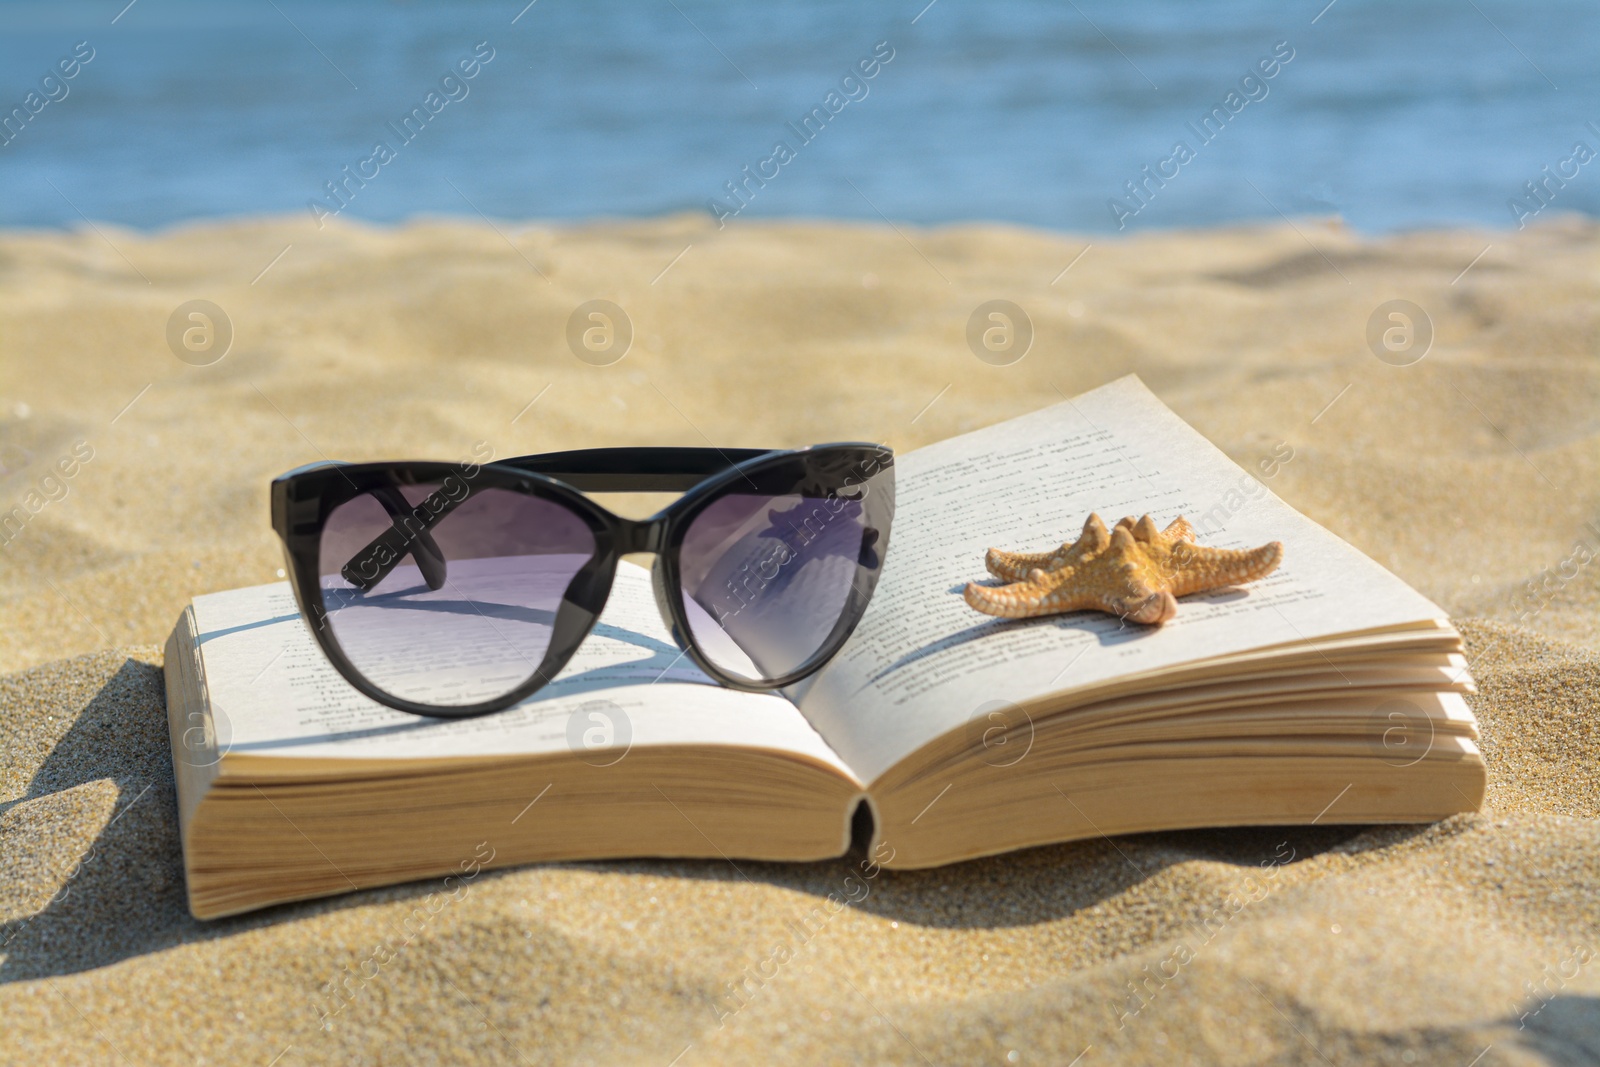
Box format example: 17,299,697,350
0,0,1595,232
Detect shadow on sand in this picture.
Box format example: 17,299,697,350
1,657,1411,983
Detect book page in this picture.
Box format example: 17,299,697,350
798,375,1449,784
191,561,857,780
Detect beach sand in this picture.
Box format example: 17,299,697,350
2,215,1598,1064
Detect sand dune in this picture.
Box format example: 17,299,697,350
2,216,1598,1063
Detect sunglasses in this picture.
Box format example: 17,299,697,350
270,444,895,718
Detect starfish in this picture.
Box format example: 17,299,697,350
963,513,1283,625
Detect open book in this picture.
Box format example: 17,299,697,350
164,376,1484,919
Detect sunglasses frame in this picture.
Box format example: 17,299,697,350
270,444,894,719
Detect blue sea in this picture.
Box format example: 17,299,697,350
1,0,1596,233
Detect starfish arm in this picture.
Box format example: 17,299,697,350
964,580,1111,619
1110,588,1179,624
963,560,1098,619
984,513,1110,580
1165,541,1283,597
965,577,1180,623
1080,513,1110,545
1132,514,1162,542
1162,516,1195,542
986,543,1073,581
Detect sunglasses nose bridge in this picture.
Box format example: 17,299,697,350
613,516,670,556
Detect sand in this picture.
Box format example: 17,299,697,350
2,214,1598,1064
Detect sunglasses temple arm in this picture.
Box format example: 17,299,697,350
338,485,459,592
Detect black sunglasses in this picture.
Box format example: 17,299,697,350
270,444,895,718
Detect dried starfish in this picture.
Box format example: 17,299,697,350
964,513,1282,625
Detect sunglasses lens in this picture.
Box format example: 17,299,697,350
316,485,595,708
677,454,893,684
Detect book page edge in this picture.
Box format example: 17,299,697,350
163,605,221,917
